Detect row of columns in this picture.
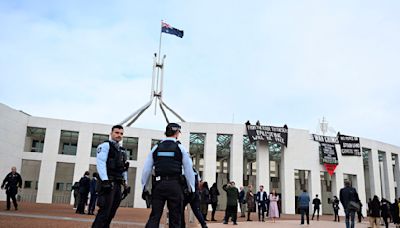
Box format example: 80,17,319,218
32,126,400,212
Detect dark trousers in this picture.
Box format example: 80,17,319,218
247,211,252,221
312,207,320,220
224,205,238,223
345,209,356,228
73,192,79,208
6,192,18,210
382,216,389,228
88,194,98,213
334,209,340,222
145,179,183,228
145,195,152,208
300,207,309,225
181,193,206,228
92,183,122,228
357,210,363,222
76,193,88,214
211,202,218,220
258,203,266,221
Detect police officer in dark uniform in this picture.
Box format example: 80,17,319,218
92,125,129,228
76,171,91,214
1,166,22,210
181,168,208,228
142,123,195,228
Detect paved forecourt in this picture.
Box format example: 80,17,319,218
0,201,377,228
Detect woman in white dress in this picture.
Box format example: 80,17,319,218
269,189,280,223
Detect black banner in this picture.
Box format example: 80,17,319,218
312,134,339,176
246,124,288,146
312,134,339,144
319,143,339,164
312,134,339,165
338,133,361,156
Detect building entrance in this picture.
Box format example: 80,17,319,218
294,170,311,214
320,172,333,215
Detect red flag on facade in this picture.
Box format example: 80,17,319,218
324,163,338,176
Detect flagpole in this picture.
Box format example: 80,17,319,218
158,20,163,62
155,20,163,115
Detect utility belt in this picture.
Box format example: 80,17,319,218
153,175,181,182
95,178,124,194
109,179,124,185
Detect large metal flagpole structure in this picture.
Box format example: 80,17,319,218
120,21,186,127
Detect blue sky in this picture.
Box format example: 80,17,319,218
1,1,399,145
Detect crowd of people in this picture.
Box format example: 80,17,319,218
190,181,282,225
2,123,400,228
367,195,400,228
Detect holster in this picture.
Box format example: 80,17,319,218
179,175,191,196
95,178,102,193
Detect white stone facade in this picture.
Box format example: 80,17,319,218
0,103,398,215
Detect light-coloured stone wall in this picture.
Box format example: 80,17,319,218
1,103,400,215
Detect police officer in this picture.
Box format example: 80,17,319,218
76,171,90,214
92,125,129,228
181,168,208,228
1,166,22,210
142,123,195,228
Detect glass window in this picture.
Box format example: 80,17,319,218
66,183,72,191
55,182,64,191
25,127,46,152
24,181,32,189
151,139,161,149
243,135,256,176
269,143,282,161
59,130,79,155
190,133,205,172
91,134,109,157
123,137,139,160
216,134,232,174
362,148,371,167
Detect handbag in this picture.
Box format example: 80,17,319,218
348,201,360,211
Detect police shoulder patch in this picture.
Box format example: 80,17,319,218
97,147,102,153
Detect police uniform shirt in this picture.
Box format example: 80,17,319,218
141,137,195,192
195,169,202,182
96,140,128,183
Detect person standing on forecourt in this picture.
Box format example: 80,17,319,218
209,182,220,221
368,195,381,228
312,194,321,220
340,181,360,228
256,185,268,222
181,168,208,228
239,186,246,218
92,125,129,228
76,171,90,214
1,166,22,211
269,189,280,223
71,181,80,209
222,181,239,225
88,172,99,215
141,123,195,228
200,181,211,221
246,185,256,221
333,196,340,222
298,189,310,225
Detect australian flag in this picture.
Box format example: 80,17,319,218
161,22,184,38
